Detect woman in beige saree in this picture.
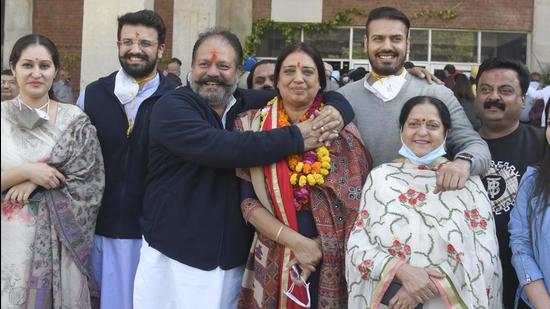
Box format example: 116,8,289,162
1,34,104,308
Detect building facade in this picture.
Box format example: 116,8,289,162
1,0,549,92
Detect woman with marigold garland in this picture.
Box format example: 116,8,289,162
235,42,372,308
346,96,502,309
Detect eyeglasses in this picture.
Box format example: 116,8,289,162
118,39,158,48
1,80,17,86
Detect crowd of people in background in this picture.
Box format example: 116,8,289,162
1,5,549,309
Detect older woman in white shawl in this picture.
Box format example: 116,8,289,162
346,96,502,309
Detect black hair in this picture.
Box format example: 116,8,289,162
476,57,530,95
444,64,456,74
247,59,276,89
273,42,326,93
453,73,475,101
366,7,410,37
1,69,13,76
403,61,415,69
191,29,243,69
169,57,182,66
117,10,166,44
9,34,60,101
399,96,452,131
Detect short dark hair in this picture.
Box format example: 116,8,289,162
366,7,410,37
476,57,530,95
1,69,13,76
273,42,326,93
9,34,60,100
444,64,456,74
453,73,475,101
399,96,452,131
191,29,243,69
169,57,182,66
247,59,276,89
117,10,166,44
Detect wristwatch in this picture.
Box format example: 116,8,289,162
455,152,474,168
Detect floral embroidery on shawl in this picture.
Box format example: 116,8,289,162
346,159,503,309
28,113,104,308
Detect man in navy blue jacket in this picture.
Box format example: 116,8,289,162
77,10,177,309
133,30,354,308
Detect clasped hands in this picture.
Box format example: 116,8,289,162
3,163,65,204
389,264,445,309
295,105,343,151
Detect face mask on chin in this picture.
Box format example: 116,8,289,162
398,134,447,166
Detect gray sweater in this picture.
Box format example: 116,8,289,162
338,74,490,175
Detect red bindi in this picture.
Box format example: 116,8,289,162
420,118,426,123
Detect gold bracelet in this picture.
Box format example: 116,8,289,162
275,225,285,243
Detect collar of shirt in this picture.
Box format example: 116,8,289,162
221,95,237,129
363,70,408,102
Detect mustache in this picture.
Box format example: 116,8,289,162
376,51,398,57
484,100,506,111
197,76,230,87
123,52,149,61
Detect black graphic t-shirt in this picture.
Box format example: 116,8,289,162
482,123,545,308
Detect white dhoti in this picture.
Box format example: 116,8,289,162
133,238,244,309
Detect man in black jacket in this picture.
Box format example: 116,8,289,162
133,30,353,308
76,10,176,309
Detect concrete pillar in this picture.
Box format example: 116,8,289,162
216,0,253,49
80,0,154,90
172,0,217,75
2,0,33,69
172,0,253,75
530,0,550,72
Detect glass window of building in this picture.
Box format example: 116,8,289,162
304,28,350,59
257,29,300,57
432,30,478,62
352,27,367,60
409,29,429,61
481,32,527,63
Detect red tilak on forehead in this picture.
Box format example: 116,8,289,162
210,51,218,62
134,32,140,38
297,61,301,68
421,118,426,123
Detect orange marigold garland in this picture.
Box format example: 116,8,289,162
274,95,331,210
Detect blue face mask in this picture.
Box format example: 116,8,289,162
398,135,447,165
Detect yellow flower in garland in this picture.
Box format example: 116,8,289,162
290,173,298,185
298,175,307,187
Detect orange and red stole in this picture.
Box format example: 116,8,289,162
261,97,310,309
